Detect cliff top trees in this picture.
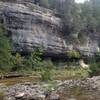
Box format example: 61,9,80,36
80,0,100,33
34,0,100,42
39,0,49,8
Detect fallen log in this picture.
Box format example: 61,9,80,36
0,72,31,79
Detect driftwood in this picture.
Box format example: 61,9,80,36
79,60,89,68
0,72,31,79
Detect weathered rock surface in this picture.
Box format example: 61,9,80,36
0,1,100,58
0,1,67,57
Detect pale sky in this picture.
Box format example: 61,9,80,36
75,0,89,3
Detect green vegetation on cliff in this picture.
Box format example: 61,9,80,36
0,24,13,72
0,23,43,72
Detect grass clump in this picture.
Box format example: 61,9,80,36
40,59,54,81
52,68,89,80
41,69,52,81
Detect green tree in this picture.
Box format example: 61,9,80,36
0,24,13,72
26,47,43,70
12,53,24,71
80,0,100,33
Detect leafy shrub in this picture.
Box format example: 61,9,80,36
89,62,100,77
42,59,55,70
25,47,43,71
75,68,89,79
11,53,24,71
11,47,43,72
67,50,80,58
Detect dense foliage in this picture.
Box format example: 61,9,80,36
35,0,100,43
89,60,100,77
0,24,13,72
0,24,43,72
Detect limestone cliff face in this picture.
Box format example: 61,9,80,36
0,2,66,57
0,1,100,57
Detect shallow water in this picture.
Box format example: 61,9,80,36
58,86,100,100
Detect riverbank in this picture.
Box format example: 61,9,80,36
0,68,89,86
0,76,100,100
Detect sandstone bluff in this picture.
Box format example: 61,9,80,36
0,0,100,58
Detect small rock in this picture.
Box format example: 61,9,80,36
50,92,60,100
38,94,45,100
23,82,32,85
15,92,25,99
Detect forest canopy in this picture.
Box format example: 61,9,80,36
33,0,100,34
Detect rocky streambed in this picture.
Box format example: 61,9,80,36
1,76,100,100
